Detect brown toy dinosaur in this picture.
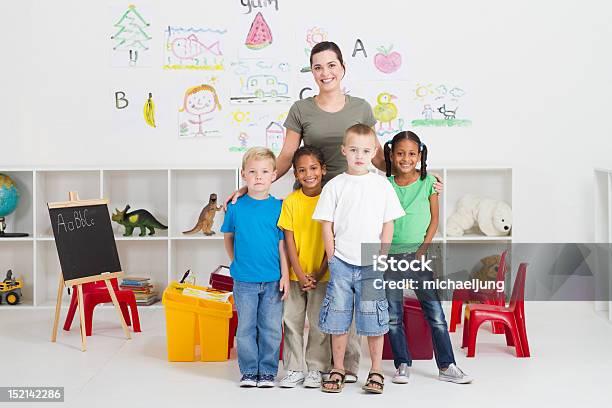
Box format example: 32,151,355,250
183,193,223,236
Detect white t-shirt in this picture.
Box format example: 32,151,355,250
312,172,405,266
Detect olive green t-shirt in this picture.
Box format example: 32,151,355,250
283,95,376,186
388,174,437,254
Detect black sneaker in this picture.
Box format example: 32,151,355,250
240,373,258,387
257,374,275,388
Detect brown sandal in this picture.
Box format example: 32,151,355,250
321,369,346,393
362,370,385,394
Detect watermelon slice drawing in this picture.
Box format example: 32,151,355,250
245,12,273,50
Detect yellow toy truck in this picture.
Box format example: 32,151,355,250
1,269,22,305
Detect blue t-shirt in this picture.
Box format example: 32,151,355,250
220,194,284,283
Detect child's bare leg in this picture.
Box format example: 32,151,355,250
367,335,383,371
367,335,384,390
331,333,348,369
323,333,348,390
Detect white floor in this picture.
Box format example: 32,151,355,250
0,302,611,408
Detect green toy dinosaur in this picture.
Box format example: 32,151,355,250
111,205,168,236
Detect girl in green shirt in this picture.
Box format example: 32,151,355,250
382,131,472,385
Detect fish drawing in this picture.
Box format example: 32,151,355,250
171,34,222,60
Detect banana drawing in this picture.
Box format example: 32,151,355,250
143,92,156,128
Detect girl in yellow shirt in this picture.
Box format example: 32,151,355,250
277,146,331,389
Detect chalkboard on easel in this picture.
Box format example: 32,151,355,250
48,199,121,284
49,193,131,351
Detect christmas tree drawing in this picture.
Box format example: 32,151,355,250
111,4,151,65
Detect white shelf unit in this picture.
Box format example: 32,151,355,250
0,166,512,309
441,168,513,299
594,168,612,322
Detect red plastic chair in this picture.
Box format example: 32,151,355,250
450,250,508,334
63,278,141,336
461,263,530,358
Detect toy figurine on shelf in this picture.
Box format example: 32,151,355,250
182,193,222,236
0,269,23,305
111,205,168,236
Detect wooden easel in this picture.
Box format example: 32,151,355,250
50,192,131,351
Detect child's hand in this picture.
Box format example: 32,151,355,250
307,276,318,290
279,275,290,301
415,249,427,262
431,172,444,194
301,275,317,291
298,275,312,290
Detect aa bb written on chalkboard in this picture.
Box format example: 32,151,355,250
55,208,95,233
48,203,122,283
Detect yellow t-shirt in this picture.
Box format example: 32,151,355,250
277,188,329,282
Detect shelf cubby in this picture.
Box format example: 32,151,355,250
0,241,34,306
170,169,237,238
116,240,168,294
0,170,34,236
170,239,230,287
445,167,513,240
102,170,169,239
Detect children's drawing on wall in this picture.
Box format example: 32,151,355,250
143,92,156,128
178,81,223,138
372,92,405,139
230,59,292,105
245,12,273,50
410,83,472,127
237,2,287,59
228,110,287,153
110,4,153,67
163,26,226,71
374,45,402,74
110,85,160,136
300,27,329,72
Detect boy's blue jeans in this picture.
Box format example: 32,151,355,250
385,253,456,370
233,280,283,377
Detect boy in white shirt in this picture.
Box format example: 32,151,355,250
313,124,405,394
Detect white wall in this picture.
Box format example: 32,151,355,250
2,0,611,242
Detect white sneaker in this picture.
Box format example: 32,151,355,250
303,370,322,388
439,364,473,384
392,363,410,384
279,370,305,388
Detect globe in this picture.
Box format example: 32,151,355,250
0,174,20,218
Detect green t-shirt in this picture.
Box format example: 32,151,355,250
283,95,376,186
388,174,437,254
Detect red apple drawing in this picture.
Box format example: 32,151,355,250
374,45,402,74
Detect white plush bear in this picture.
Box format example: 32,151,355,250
446,195,512,237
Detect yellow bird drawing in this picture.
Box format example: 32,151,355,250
373,92,398,130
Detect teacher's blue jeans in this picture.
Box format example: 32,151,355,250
233,280,283,376
385,252,456,369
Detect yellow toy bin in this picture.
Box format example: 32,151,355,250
162,281,233,362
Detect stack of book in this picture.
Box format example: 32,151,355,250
120,276,158,306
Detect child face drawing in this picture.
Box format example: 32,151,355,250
392,139,421,176
342,132,377,174
294,154,326,191
184,89,217,115
241,158,277,195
